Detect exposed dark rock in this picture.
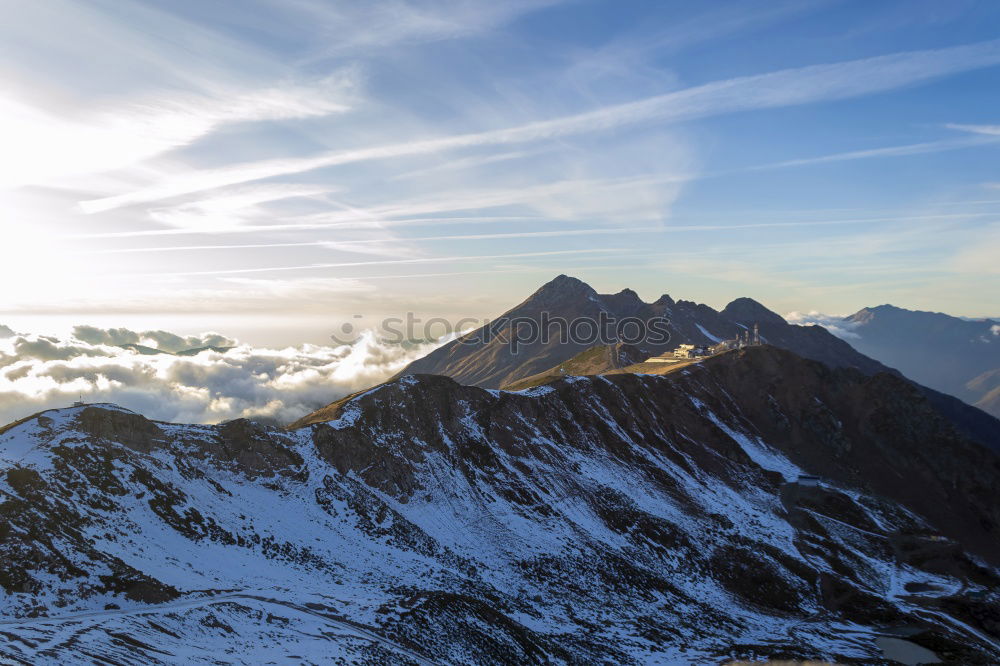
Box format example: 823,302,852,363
75,406,166,454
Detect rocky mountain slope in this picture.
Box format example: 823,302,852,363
837,305,1000,418
1,347,999,664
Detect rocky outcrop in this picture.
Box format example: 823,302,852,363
76,405,167,454
211,418,304,478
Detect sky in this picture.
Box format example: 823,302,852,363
2,0,1000,349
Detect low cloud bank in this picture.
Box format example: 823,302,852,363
0,325,443,427
784,311,861,340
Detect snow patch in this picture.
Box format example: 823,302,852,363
695,323,722,343
702,407,802,481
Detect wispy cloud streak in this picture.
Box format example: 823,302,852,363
160,249,630,277
80,39,1000,213
70,208,1000,245
947,123,1000,136
751,135,1000,170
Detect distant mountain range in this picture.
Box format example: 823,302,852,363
814,305,1000,419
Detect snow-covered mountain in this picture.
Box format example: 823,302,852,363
1,346,998,664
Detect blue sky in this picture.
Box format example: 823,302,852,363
2,0,999,344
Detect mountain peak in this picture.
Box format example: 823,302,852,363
847,304,905,322
721,297,786,325
535,274,594,294
520,274,599,310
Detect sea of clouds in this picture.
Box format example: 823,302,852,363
783,311,861,340
0,324,444,427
